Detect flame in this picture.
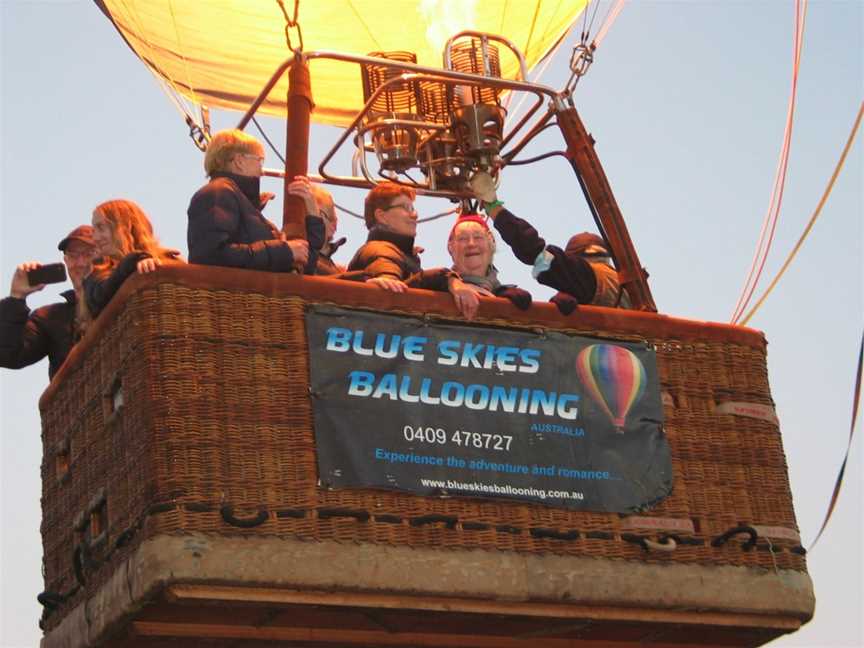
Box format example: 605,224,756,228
420,0,478,58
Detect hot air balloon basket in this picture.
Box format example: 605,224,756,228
36,267,806,631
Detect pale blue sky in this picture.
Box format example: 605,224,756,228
1,1,861,646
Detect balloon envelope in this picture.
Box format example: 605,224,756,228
575,344,647,430
94,0,587,126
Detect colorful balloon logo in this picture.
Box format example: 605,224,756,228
575,344,647,432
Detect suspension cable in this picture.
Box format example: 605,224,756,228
731,0,807,323
116,0,209,151
564,0,626,96
418,208,461,224
252,116,287,164
580,0,591,42
334,202,458,224
592,0,626,49
506,21,577,124
584,0,604,40
739,100,863,327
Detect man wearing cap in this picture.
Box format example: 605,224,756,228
469,172,631,313
447,214,532,310
0,225,98,378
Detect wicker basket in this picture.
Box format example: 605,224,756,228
38,265,808,636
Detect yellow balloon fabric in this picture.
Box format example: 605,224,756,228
96,0,587,126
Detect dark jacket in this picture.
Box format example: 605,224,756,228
83,252,151,318
493,209,602,305
187,172,324,273
316,237,347,276
0,290,77,378
457,266,533,311
347,228,454,291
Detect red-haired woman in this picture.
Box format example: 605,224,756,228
83,199,179,325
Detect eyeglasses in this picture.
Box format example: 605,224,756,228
385,202,416,213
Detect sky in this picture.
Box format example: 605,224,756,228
1,1,861,647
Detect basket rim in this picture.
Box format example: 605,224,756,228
40,263,767,410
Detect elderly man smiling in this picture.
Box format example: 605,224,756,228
447,214,532,310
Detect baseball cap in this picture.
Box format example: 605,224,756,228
58,225,96,251
565,232,608,257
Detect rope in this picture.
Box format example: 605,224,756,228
252,116,287,165
116,0,209,150
418,208,460,224
584,0,604,41
731,0,807,324
505,20,575,121
346,0,382,52
167,0,202,109
522,0,543,67
563,0,625,95
739,100,863,326
510,0,622,120
581,0,590,41
808,331,863,551
591,0,625,49
503,0,570,112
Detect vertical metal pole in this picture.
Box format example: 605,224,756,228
556,105,657,312
283,53,314,239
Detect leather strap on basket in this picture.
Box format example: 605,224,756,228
712,525,758,551
220,504,269,528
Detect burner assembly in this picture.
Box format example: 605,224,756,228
319,31,545,199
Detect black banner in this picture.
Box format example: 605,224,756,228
306,306,672,512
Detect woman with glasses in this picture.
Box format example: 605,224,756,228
187,129,322,274
83,199,180,326
347,182,483,320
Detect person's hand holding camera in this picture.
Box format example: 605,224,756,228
10,263,45,299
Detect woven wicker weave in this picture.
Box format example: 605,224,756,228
38,266,806,631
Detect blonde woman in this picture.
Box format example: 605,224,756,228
83,199,178,320
187,129,322,273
